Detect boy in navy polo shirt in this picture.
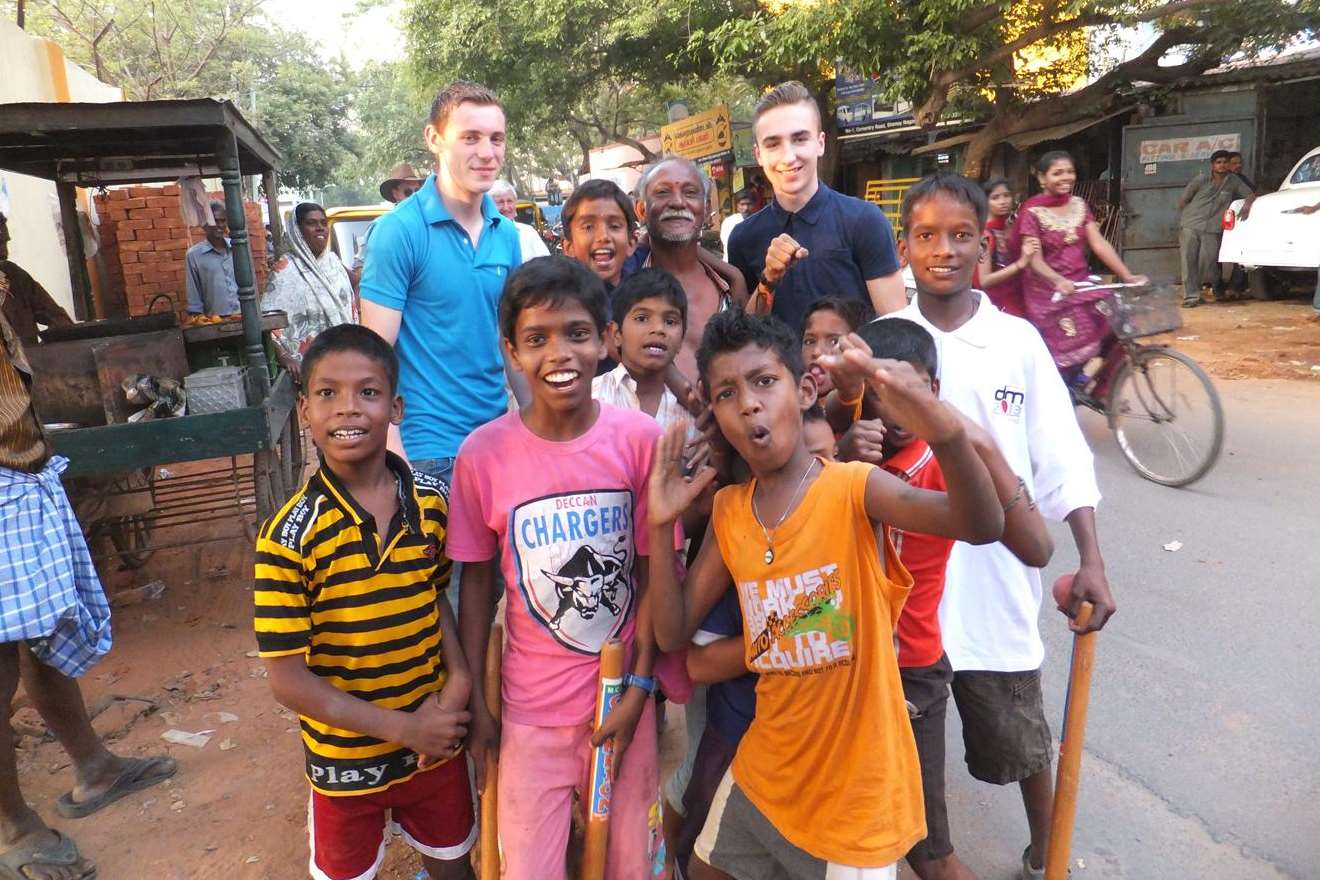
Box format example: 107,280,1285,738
360,81,522,484
728,80,906,331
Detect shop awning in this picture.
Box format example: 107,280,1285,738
911,106,1135,156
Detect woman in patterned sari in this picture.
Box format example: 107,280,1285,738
1016,151,1147,375
262,202,356,380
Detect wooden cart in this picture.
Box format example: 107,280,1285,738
0,99,303,564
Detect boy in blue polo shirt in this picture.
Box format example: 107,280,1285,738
360,80,521,483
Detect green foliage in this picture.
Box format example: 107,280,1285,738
401,0,759,175
694,0,1317,126
333,59,433,191
17,0,357,189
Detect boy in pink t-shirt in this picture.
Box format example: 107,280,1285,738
448,256,664,879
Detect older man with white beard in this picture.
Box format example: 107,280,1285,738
636,157,744,380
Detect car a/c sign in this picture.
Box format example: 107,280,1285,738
661,104,734,164
1139,132,1241,164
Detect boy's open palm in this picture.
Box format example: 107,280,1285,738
649,421,716,527
841,349,961,445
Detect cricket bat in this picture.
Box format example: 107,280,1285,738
1045,601,1097,880
580,639,626,880
478,624,504,880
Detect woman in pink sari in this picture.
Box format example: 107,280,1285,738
1017,151,1147,372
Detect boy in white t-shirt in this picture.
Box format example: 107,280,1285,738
888,173,1116,880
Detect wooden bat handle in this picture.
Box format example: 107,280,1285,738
1045,601,1096,880
478,624,503,880
581,640,626,880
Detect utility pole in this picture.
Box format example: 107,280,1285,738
16,0,26,29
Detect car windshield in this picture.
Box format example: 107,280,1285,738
1290,154,1320,185
515,205,537,226
329,218,374,268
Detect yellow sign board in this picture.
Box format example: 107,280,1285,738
660,104,734,164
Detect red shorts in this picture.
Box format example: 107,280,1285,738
308,756,476,880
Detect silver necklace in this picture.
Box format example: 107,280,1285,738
751,457,818,565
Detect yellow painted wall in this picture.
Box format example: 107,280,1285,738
0,20,120,316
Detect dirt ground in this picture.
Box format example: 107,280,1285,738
9,297,1314,879
10,527,686,880
1153,297,1320,381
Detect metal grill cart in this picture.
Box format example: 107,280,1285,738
0,99,304,566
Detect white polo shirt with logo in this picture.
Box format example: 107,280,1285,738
891,294,1101,672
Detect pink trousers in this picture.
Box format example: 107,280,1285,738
497,700,658,879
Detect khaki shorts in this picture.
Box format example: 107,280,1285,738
950,668,1053,784
694,770,898,880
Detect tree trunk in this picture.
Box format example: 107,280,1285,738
15,0,25,29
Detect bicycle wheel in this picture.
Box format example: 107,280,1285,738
1106,347,1225,487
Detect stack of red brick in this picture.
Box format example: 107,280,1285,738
95,185,268,319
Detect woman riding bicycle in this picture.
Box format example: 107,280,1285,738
1017,151,1148,382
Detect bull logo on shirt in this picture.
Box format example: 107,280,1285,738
511,489,635,654
542,541,627,631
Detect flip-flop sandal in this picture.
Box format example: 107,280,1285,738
0,828,96,880
54,756,177,819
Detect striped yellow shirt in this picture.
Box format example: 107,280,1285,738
253,452,453,796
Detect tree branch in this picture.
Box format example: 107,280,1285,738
918,0,1236,126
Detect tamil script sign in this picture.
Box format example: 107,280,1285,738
661,104,734,164
1138,133,1241,164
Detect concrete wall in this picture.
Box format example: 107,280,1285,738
0,20,121,317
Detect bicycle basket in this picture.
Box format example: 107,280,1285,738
1107,285,1182,339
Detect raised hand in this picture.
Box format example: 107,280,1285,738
839,349,962,446
649,420,716,527
763,233,809,286
837,419,887,464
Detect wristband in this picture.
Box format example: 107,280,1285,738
836,388,864,407
623,673,659,696
757,271,778,291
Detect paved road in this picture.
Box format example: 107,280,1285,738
919,378,1320,879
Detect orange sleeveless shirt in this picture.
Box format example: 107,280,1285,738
713,459,925,866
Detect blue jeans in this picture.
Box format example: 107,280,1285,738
411,458,504,615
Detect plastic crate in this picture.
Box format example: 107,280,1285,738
185,366,247,414
1108,285,1183,340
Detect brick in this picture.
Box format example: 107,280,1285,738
138,228,169,242
120,239,153,252
128,207,164,220
129,186,158,198
123,266,145,278
145,197,176,209
138,251,162,263
134,282,161,295
121,218,155,231
121,198,147,210
117,229,137,242
106,209,128,222
108,189,128,201
120,253,139,265
160,184,180,196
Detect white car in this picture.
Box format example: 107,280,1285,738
1219,147,1320,293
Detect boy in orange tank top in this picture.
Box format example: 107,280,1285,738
645,310,1004,879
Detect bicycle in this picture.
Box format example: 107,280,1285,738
1062,282,1225,487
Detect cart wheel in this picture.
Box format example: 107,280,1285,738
277,410,305,492
108,513,155,569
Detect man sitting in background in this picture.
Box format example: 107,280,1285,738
185,202,240,318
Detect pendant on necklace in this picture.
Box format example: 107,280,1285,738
763,547,775,565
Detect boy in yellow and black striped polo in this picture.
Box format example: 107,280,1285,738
253,324,475,880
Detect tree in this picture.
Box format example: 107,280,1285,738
402,0,758,175
695,0,1319,176
15,0,358,189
